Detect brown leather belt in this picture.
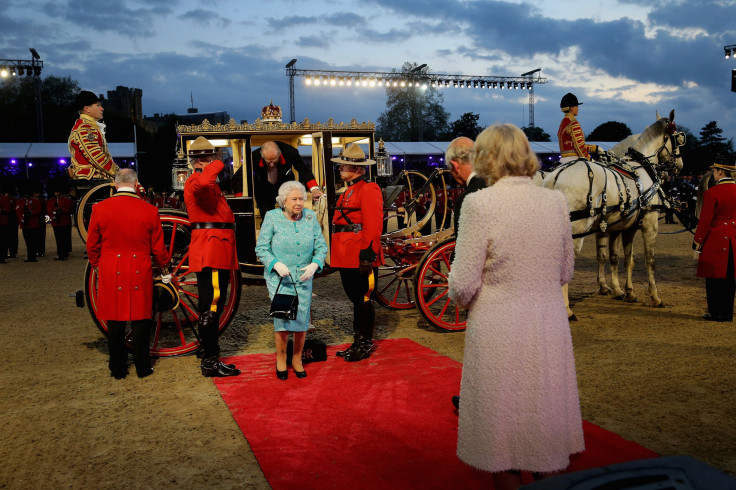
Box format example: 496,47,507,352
191,222,235,230
332,224,362,233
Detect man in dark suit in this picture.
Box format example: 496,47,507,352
86,169,169,378
446,136,486,410
252,141,323,213
446,137,486,237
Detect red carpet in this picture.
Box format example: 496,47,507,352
214,338,657,489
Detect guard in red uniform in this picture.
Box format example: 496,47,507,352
557,93,598,163
68,91,118,181
331,144,385,362
48,188,74,260
86,169,169,378
184,136,241,377
693,159,736,322
0,185,12,263
16,188,43,262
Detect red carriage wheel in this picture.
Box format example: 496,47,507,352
84,210,241,357
75,181,115,243
413,238,466,331
373,255,417,309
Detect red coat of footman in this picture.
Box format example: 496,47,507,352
86,192,169,321
693,180,736,278
183,160,239,272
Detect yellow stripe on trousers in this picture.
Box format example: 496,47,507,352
363,269,375,303
210,270,220,312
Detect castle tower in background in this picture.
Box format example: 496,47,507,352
104,86,143,121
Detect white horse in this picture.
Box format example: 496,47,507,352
543,110,684,319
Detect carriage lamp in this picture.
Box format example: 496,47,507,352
375,139,392,177
171,144,191,191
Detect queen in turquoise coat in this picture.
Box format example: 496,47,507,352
255,181,328,379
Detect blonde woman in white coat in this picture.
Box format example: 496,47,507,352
448,123,583,490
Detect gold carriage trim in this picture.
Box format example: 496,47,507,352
177,117,375,134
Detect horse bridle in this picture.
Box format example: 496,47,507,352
653,121,685,174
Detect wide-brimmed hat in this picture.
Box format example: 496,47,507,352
152,279,180,312
331,143,376,165
188,136,217,158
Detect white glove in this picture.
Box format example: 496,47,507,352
273,262,290,277
299,263,319,281
692,250,701,260
161,274,172,284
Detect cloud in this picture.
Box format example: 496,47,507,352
42,0,173,37
269,12,366,29
178,9,232,28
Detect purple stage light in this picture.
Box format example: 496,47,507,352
58,158,67,165
10,159,17,164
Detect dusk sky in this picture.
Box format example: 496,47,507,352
2,0,736,142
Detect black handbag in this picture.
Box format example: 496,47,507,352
270,274,299,320
287,338,328,364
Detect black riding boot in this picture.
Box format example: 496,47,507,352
337,300,364,357
199,311,240,377
196,311,236,369
345,302,375,362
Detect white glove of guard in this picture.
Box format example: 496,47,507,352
299,262,319,282
692,250,701,260
161,274,172,284
273,262,290,277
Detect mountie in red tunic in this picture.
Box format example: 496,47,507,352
693,178,736,278
184,160,239,273
558,113,596,160
330,177,385,268
86,192,169,321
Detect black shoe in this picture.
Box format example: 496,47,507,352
452,396,460,410
0,260,6,264
336,338,358,357
703,313,726,322
110,370,127,379
195,345,236,369
294,369,307,379
24,259,37,262
201,358,240,377
137,367,154,378
276,365,288,380
344,341,373,362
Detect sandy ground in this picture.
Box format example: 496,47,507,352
1,221,735,488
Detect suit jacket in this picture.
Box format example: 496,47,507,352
184,160,239,273
252,141,318,212
693,178,736,278
453,174,487,235
331,177,385,268
86,191,169,321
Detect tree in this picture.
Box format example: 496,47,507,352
446,112,483,140
522,126,551,142
693,121,735,175
586,121,632,142
376,62,450,141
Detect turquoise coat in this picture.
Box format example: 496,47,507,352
255,208,328,331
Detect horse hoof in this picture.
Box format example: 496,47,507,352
613,295,624,301
598,288,612,296
651,301,664,308
568,314,578,322
624,297,638,304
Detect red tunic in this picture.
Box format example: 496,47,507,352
0,194,11,226
183,160,239,272
331,178,385,268
68,114,119,180
558,113,594,160
693,179,736,278
15,198,42,229
86,192,169,321
47,196,74,227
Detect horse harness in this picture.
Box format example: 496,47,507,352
553,151,668,238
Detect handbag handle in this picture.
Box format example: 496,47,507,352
275,272,299,296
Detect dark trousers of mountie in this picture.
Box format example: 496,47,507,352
107,320,152,378
706,244,736,322
196,268,240,377
336,268,376,362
